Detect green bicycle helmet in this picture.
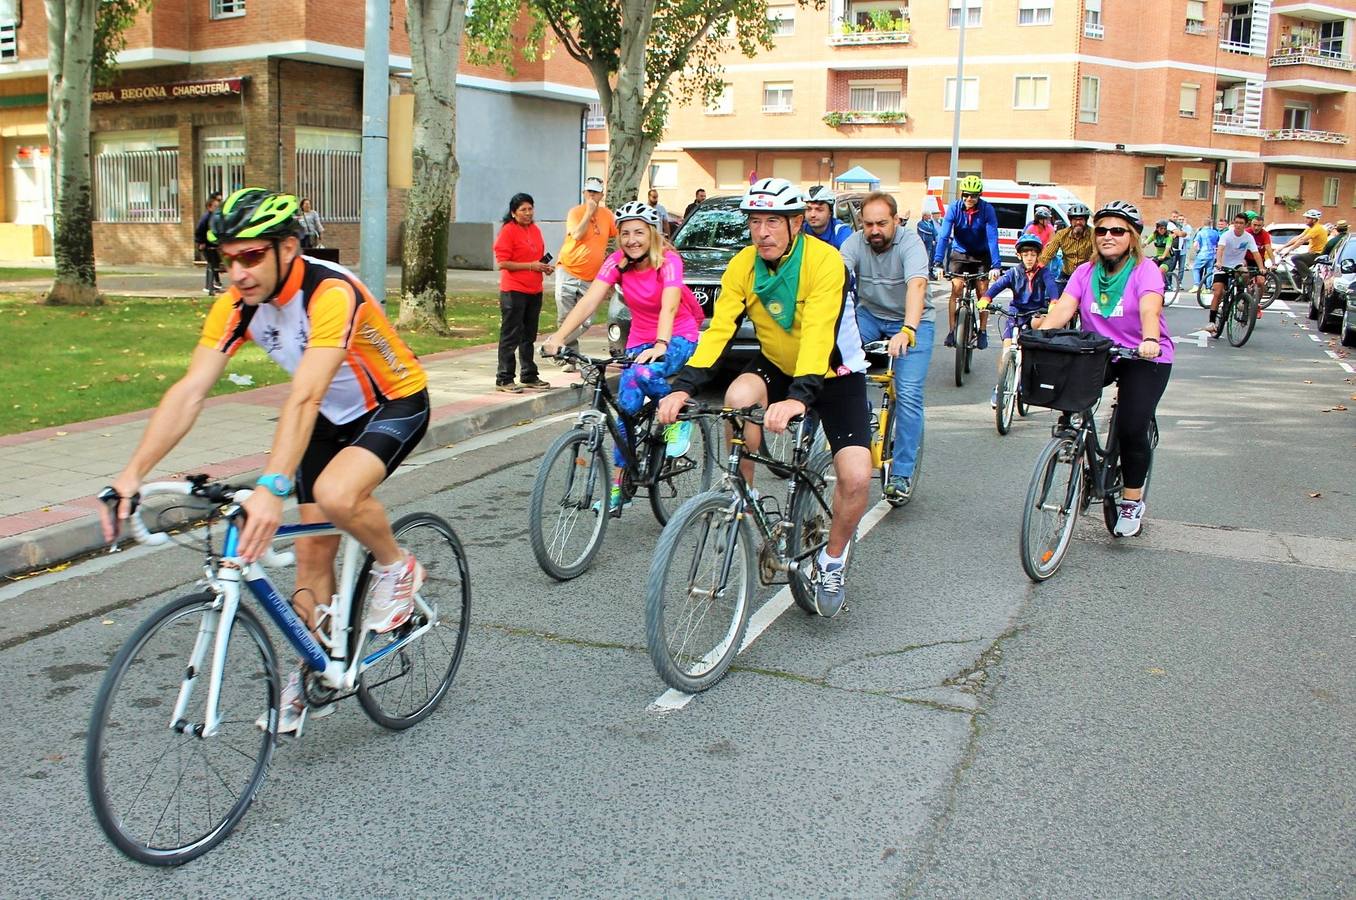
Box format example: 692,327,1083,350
1242,210,1259,222
958,175,984,195
208,188,301,243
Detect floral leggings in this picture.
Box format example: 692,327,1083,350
614,335,696,467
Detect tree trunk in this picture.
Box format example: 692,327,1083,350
398,0,465,335
602,0,658,207
44,0,102,307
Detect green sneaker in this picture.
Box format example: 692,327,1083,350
664,420,693,457
591,485,630,515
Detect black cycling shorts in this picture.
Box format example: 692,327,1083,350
1212,268,1256,287
947,250,991,275
295,390,431,504
740,355,870,453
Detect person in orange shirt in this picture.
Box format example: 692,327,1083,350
554,176,618,365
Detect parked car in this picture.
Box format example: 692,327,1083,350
1266,222,1306,296
1337,254,1356,347
1318,235,1355,338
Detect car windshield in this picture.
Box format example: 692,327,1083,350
674,205,749,253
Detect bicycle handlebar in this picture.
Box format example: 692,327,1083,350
540,345,634,369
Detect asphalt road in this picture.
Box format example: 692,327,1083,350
1,290,1352,896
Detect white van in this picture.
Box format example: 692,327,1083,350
926,177,1091,266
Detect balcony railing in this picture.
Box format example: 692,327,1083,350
1264,127,1348,144
585,115,606,129
1269,46,1355,71
1083,21,1104,39
823,109,908,126
829,18,912,46
1213,112,1263,136
1185,19,1207,35
1219,39,1257,55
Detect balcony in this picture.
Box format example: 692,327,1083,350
1219,39,1258,55
829,20,912,46
1269,45,1355,70
1264,127,1348,144
1083,21,1104,39
1213,112,1263,136
823,110,908,127
1185,19,1207,35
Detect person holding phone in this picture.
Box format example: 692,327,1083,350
494,192,555,392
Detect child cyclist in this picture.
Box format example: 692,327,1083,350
542,201,705,511
979,234,1052,408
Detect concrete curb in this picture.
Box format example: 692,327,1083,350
0,384,590,580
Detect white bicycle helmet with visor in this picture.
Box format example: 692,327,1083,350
1093,200,1144,233
614,200,662,229
741,177,806,214
805,185,836,206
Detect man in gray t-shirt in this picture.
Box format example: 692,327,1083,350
840,192,932,501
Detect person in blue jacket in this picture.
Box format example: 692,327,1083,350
979,234,1052,408
1190,216,1223,290
803,185,854,248
916,208,939,279
931,175,1002,349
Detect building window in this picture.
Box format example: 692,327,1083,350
849,79,903,112
1283,102,1311,131
1078,75,1099,123
1143,165,1163,199
767,4,795,35
1015,159,1051,184
1185,0,1206,34
585,102,606,129
1319,20,1346,57
944,76,979,111
771,158,800,183
93,131,181,223
705,84,734,116
1224,2,1252,47
0,20,15,62
948,0,981,29
294,128,361,223
1275,173,1301,203
715,158,746,190
1083,0,1102,38
848,157,901,187
1181,167,1210,200
1323,176,1340,206
1013,75,1050,110
762,81,793,113
1018,0,1052,26
210,0,246,19
848,1,910,29
649,161,678,189
1179,83,1199,117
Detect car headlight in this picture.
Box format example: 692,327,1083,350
607,322,623,343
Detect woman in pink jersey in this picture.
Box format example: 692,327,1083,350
542,201,705,511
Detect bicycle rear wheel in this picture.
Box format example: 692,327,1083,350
1260,271,1279,309
1195,279,1211,308
995,351,1017,435
1226,287,1258,347
1102,417,1158,535
789,448,846,613
954,304,970,387
355,512,470,730
86,594,278,866
645,491,755,693
1020,435,1085,582
528,428,610,580
648,416,717,525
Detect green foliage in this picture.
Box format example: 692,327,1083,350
866,8,907,31
823,110,907,127
93,0,156,86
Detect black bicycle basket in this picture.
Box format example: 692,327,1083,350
1019,329,1113,412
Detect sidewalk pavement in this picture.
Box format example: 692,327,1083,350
0,329,611,579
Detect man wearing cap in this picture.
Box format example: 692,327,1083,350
556,176,619,362
916,208,938,280
1278,208,1329,290
803,185,854,249
1323,219,1349,256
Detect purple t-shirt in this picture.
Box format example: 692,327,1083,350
595,249,703,348
1066,258,1174,365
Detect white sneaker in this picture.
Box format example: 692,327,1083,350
363,549,423,634
1114,499,1145,537
255,669,334,734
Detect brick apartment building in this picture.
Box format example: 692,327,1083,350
0,0,596,265
603,0,1355,229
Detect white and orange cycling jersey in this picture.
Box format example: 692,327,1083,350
200,256,426,424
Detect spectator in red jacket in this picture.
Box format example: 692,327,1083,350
494,192,555,393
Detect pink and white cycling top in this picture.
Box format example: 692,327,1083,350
595,249,703,348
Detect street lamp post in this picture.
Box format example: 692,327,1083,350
946,0,969,205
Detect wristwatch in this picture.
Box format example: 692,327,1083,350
255,473,294,498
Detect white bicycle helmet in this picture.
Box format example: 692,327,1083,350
1034,205,1053,219
806,185,836,206
614,200,662,229
1093,200,1144,232
1304,208,1322,219
1065,202,1091,219
741,177,806,214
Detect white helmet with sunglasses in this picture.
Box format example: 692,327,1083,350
1093,200,1144,233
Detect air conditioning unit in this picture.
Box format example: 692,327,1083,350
1155,172,1166,184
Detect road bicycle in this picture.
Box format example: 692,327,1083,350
1213,266,1260,348
986,308,1034,436
644,405,843,693
862,339,924,507
528,347,716,581
1019,346,1159,582
948,271,985,387
85,476,470,865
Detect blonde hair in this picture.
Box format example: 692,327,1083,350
1094,219,1143,270
617,221,666,272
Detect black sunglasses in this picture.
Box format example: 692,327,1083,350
961,192,980,199
1093,226,1131,237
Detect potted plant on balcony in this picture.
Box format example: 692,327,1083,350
866,9,910,33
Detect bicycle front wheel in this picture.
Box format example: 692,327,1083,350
86,594,278,866
648,416,717,525
995,352,1017,435
645,492,755,693
528,428,611,580
355,513,471,730
1226,288,1258,347
1260,271,1279,309
954,304,970,387
1195,279,1211,308
1020,436,1085,582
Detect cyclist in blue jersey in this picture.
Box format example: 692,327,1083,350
931,175,1002,349
1190,217,1223,289
803,185,854,249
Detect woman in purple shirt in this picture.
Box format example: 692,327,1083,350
1039,200,1172,538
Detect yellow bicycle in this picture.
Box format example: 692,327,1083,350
863,340,924,508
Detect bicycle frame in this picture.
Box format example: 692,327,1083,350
573,356,652,481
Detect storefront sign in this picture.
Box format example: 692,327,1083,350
92,78,245,105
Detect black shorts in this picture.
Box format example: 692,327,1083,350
295,390,431,504
740,355,870,453
947,250,991,275
1212,268,1256,287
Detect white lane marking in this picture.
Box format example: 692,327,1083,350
1181,330,1210,348
648,498,895,714
1341,362,1355,374
1309,334,1322,342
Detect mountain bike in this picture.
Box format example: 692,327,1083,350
1019,346,1159,582
645,405,844,693
863,340,924,507
1213,266,1260,347
86,477,470,865
949,271,984,387
528,347,716,581
987,308,1034,436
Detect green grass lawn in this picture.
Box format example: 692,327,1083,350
0,290,550,435
0,266,71,282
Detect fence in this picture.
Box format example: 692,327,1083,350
295,148,361,222
94,149,180,223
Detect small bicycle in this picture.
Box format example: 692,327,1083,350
949,271,985,387
645,405,842,693
527,346,716,580
85,477,470,865
862,339,924,506
986,308,1035,436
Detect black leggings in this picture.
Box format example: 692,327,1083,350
1108,359,1171,490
